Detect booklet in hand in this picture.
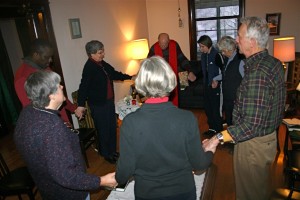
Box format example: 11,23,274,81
103,178,133,192
114,179,131,192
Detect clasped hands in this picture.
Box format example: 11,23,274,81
75,106,86,120
202,135,220,153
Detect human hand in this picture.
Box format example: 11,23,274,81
188,72,197,82
202,137,219,153
131,75,137,81
100,172,118,188
211,80,218,88
75,106,86,120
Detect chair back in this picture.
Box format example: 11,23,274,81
0,153,10,178
71,91,95,128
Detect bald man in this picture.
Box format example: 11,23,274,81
147,33,196,106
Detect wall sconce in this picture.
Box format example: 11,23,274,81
131,39,149,60
273,37,295,70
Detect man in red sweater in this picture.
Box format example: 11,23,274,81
14,39,76,124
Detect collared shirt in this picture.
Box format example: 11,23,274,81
227,50,286,142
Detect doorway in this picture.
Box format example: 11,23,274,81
0,0,67,135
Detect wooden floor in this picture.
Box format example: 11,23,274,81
0,108,287,200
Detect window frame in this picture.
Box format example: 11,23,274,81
187,0,245,60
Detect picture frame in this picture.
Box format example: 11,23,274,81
69,18,82,39
266,13,281,35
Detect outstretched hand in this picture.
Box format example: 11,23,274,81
100,172,118,188
202,136,220,153
211,80,218,88
75,106,86,120
188,72,197,82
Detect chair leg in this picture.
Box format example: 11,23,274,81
28,191,35,200
80,141,89,168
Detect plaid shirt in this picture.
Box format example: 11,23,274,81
227,50,286,142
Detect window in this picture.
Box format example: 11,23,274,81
188,0,244,60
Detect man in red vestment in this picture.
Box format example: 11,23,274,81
14,39,77,125
147,33,196,106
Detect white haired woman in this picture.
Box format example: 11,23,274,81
14,70,117,200
115,56,219,200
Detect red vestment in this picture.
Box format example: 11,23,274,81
153,40,179,106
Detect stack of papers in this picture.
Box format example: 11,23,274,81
282,118,300,131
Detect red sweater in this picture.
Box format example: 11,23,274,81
14,62,76,123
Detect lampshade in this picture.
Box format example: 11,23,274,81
131,39,149,60
273,37,295,62
297,82,300,92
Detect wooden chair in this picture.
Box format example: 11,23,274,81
270,127,300,199
71,91,97,168
0,153,37,200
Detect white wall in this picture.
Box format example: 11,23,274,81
245,0,300,54
49,0,148,127
146,0,190,59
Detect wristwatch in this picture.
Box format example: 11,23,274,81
216,133,224,145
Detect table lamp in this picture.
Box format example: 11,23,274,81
273,37,295,71
131,39,149,60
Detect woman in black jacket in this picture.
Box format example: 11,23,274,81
76,40,134,164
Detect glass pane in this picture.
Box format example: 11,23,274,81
196,20,217,42
196,8,216,18
220,18,238,29
220,6,239,16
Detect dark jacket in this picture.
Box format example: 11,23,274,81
77,59,132,106
222,54,244,101
201,46,220,86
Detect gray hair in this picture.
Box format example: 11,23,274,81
25,70,61,107
217,36,237,52
135,56,177,98
240,16,269,49
85,40,104,56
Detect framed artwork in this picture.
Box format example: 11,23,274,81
69,18,82,39
266,13,281,35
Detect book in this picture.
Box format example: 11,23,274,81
114,179,131,192
178,71,189,90
103,178,133,192
282,118,300,130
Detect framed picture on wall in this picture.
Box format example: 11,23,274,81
266,13,281,35
69,18,82,39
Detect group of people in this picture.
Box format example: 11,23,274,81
12,16,286,200
197,35,245,135
198,16,285,200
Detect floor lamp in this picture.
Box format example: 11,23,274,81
273,37,295,82
130,38,149,102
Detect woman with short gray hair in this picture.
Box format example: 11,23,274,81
116,56,219,200
76,40,134,164
14,70,117,200
212,36,245,126
135,56,176,98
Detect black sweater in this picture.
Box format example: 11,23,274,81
78,59,132,106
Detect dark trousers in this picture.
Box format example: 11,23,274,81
90,100,116,157
204,86,222,132
223,98,234,126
